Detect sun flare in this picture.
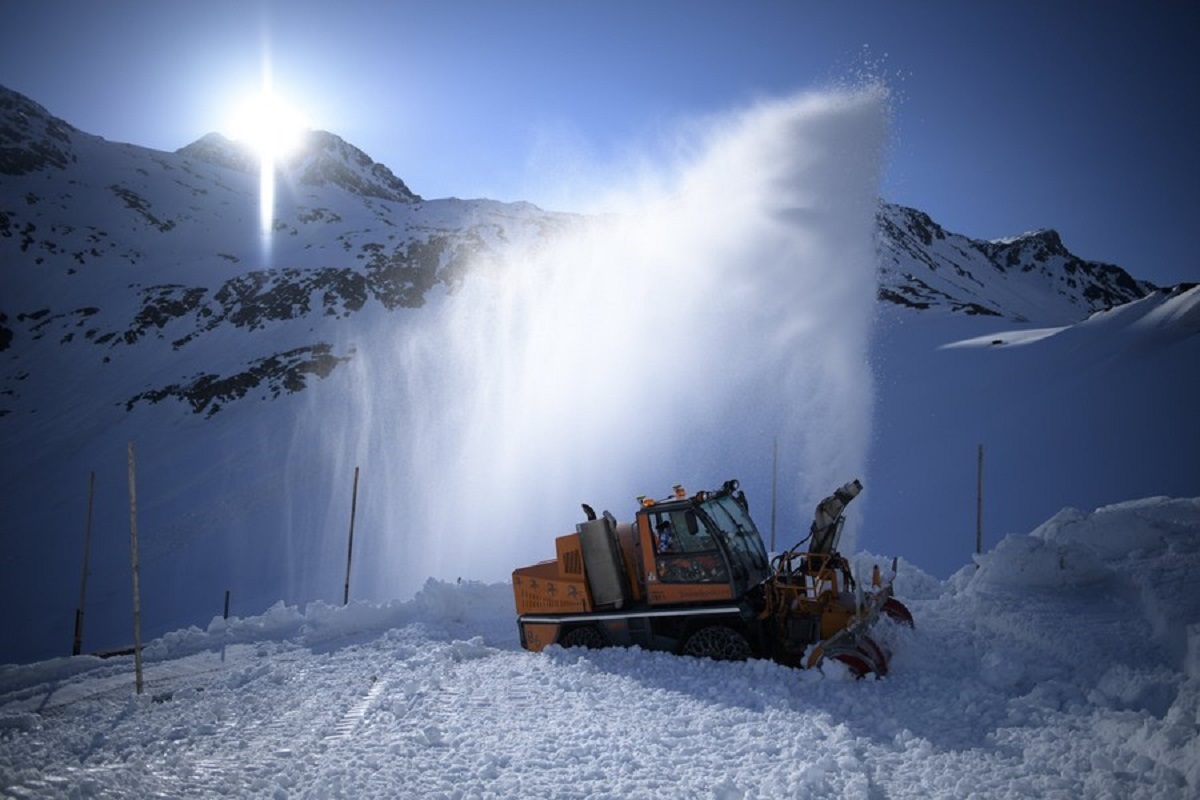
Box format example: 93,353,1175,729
226,87,308,237
227,89,308,162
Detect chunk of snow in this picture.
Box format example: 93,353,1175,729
970,532,1112,591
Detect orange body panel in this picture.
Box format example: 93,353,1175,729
816,594,857,639
511,533,593,615
554,533,586,577
518,622,561,652
636,515,656,577
646,581,734,605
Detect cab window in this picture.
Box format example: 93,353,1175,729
651,510,729,583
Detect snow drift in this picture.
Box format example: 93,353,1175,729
1,496,1197,798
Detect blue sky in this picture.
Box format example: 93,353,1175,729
2,0,1196,285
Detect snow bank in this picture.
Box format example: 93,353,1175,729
198,579,517,655
1031,497,1200,560
968,495,1200,672
970,496,1200,594
0,654,107,697
970,532,1113,590
0,580,516,700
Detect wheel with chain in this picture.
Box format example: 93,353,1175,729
682,625,752,661
560,625,605,649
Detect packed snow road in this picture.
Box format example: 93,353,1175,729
2,497,1198,798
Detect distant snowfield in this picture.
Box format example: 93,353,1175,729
864,285,1200,579
939,327,1067,349
2,497,1198,799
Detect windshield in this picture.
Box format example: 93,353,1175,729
701,494,770,580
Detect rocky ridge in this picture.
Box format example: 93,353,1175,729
877,204,1153,323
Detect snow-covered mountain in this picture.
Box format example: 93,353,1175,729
1,83,1161,422
1,85,571,422
1,82,1197,675
176,129,421,204
876,203,1155,323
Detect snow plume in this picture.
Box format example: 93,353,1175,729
325,86,888,597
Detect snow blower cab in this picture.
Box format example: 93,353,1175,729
512,478,913,677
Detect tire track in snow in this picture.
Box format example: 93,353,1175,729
18,645,402,798
323,676,388,742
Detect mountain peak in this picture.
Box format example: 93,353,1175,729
989,227,1068,260
288,129,421,203
174,131,257,173
176,128,421,204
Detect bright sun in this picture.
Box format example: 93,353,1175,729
226,87,308,235
227,89,308,162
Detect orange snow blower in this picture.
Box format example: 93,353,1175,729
513,479,912,676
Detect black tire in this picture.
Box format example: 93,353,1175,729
682,625,752,661
560,625,605,650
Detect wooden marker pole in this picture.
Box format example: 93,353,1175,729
220,589,231,663
343,466,360,605
770,436,778,552
73,470,95,656
127,443,144,695
976,444,984,556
